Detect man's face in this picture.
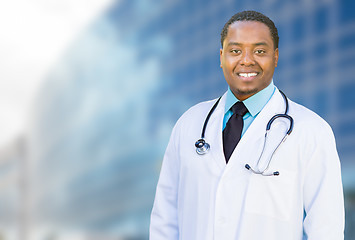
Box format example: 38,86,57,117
220,21,279,101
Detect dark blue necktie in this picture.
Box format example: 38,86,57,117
223,101,248,163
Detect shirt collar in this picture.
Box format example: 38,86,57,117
224,80,276,117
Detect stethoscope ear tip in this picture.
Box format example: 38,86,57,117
245,164,280,176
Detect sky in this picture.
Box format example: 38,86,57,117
0,0,115,148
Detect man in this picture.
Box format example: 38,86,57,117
150,10,344,240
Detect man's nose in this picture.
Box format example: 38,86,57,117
240,51,255,66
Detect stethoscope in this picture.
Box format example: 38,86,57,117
195,90,294,176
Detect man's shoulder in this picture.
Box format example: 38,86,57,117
175,98,220,127
288,99,333,133
182,98,219,118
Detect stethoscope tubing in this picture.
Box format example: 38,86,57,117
195,89,294,176
201,97,222,139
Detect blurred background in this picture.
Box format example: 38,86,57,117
0,0,354,239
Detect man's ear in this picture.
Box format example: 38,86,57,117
274,48,279,67
220,48,223,68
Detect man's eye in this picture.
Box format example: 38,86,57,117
231,50,241,54
255,49,266,54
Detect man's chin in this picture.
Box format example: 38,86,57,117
237,88,258,95
231,88,258,100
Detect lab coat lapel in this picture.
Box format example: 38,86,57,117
225,89,285,171
207,92,228,169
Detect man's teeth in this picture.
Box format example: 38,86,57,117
239,73,257,77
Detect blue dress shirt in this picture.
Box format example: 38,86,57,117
223,81,276,136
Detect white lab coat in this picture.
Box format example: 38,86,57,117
150,89,344,240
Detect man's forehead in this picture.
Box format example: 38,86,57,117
225,21,273,45
228,21,271,34
226,41,270,47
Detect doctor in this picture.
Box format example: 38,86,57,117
150,10,344,240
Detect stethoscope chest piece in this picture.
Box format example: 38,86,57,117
195,139,210,155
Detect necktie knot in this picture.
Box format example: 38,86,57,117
231,101,248,116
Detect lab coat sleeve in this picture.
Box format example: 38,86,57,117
302,123,345,239
150,122,181,240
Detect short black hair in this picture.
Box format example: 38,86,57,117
221,10,279,49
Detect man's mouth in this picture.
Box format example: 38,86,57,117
237,72,258,78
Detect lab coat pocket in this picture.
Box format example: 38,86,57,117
244,168,296,221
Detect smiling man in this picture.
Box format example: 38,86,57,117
150,11,344,240
220,20,278,101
